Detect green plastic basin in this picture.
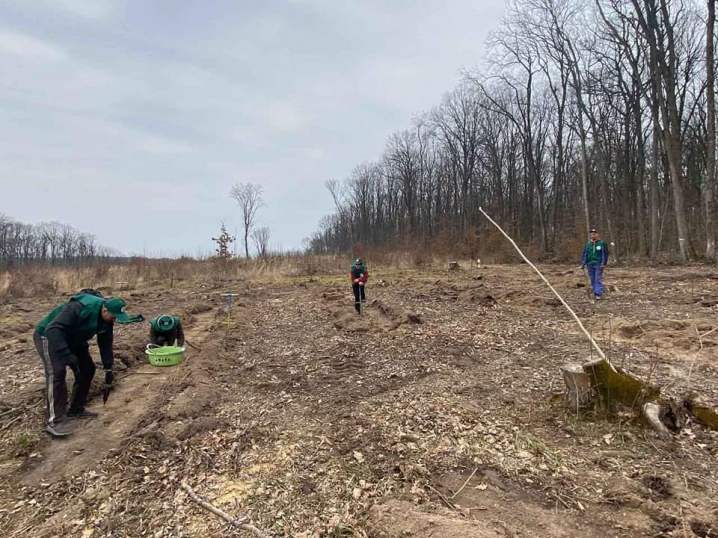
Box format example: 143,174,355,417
145,345,185,367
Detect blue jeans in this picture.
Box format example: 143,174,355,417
587,265,604,297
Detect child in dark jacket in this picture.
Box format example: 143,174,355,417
350,258,369,313
149,315,185,347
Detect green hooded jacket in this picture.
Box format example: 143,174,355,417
150,316,180,333
36,293,107,338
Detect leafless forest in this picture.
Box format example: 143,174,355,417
309,0,718,264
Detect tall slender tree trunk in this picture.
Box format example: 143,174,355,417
634,89,648,256
599,158,617,261
666,141,691,261
637,174,648,256
578,129,591,236
650,99,661,257
706,0,716,260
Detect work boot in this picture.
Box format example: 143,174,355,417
68,409,99,420
46,422,72,438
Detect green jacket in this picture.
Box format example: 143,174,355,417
582,239,608,267
36,293,115,369
150,316,180,333
350,264,368,281
36,293,106,338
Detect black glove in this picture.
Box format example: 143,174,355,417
104,369,115,386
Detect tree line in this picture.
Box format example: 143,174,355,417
0,214,117,270
308,0,717,262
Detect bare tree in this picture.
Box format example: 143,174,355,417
706,0,716,259
230,183,264,258
251,226,271,258
631,0,700,260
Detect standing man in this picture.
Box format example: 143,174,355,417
34,292,134,438
581,228,609,300
350,258,369,314
149,315,185,347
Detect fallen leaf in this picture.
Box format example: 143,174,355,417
517,450,535,460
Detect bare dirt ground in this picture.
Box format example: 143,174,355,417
0,264,717,537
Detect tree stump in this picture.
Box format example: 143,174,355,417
448,261,460,271
582,358,660,409
561,363,594,411
561,359,685,439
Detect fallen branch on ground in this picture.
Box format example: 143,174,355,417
118,371,163,381
0,415,23,432
181,482,270,538
0,407,18,418
700,326,718,339
426,483,462,514
450,467,478,500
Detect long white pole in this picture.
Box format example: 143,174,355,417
478,207,614,371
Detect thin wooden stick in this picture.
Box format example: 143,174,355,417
478,207,613,370
0,407,18,418
0,415,23,432
426,484,461,513
118,371,163,380
685,318,705,389
181,482,269,538
700,326,718,339
450,467,479,499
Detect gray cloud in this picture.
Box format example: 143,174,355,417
0,0,504,255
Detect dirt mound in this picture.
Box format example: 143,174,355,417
372,299,422,325
331,299,421,333
367,500,501,537
0,319,34,339
529,297,561,307
458,287,497,306
322,290,345,302
413,280,499,306
590,317,718,360
185,302,212,315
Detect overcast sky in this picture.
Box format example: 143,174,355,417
0,0,505,256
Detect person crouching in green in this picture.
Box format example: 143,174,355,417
149,315,185,347
34,292,134,438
